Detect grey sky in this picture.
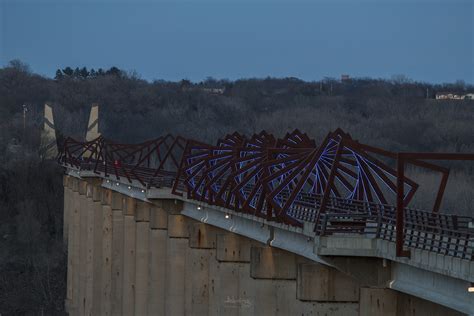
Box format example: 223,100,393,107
1,0,473,83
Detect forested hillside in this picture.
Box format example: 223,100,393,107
0,60,473,314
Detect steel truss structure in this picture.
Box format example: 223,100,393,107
59,134,186,188
58,129,474,260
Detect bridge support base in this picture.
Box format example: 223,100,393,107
110,192,124,316
147,206,168,315
135,202,150,316
165,211,190,315
63,180,470,316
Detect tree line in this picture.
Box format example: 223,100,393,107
55,66,122,80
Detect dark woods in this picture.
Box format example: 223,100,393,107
0,60,473,314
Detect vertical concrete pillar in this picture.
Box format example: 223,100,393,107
111,191,124,316
297,262,360,302
122,197,136,316
63,175,70,245
84,183,95,316
147,205,168,316
249,245,299,316
187,222,221,316
67,177,80,314
211,233,255,316
249,246,349,315
396,291,465,316
135,202,150,316
165,200,188,316
91,185,103,316
359,287,397,316
78,180,88,316
101,189,113,316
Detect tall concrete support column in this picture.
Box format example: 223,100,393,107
396,291,465,316
63,175,71,245
250,245,298,316
187,222,221,316
250,246,358,315
134,202,150,316
91,185,103,316
359,288,397,316
122,197,136,316
101,190,114,316
77,180,88,316
110,192,124,316
359,288,464,316
66,177,79,314
147,206,168,316
164,200,188,316
211,233,256,316
297,262,360,302
84,183,97,316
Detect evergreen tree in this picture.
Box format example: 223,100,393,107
62,67,73,77
90,68,97,78
54,69,63,80
73,67,81,78
80,67,89,79
106,66,121,77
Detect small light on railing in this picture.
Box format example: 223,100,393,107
225,213,231,219
116,183,119,186
106,180,110,183
197,206,201,210
141,189,145,193
469,283,474,293
128,186,131,190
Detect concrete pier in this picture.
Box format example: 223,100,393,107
122,197,136,316
187,223,222,315
134,202,150,316
147,205,168,316
110,192,124,316
77,181,88,316
91,185,103,315
100,189,113,316
63,176,71,245
211,233,255,316
66,177,79,314
165,211,189,316
359,288,398,316
84,183,95,315
63,181,469,316
297,262,360,302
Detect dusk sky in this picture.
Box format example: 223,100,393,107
1,0,473,83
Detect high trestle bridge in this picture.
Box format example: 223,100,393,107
58,127,474,315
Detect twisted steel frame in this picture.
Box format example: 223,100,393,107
57,129,474,260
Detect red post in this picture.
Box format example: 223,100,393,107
396,154,410,257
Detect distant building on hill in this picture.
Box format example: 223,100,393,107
435,92,474,100
201,87,225,95
341,74,350,82
465,93,474,100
